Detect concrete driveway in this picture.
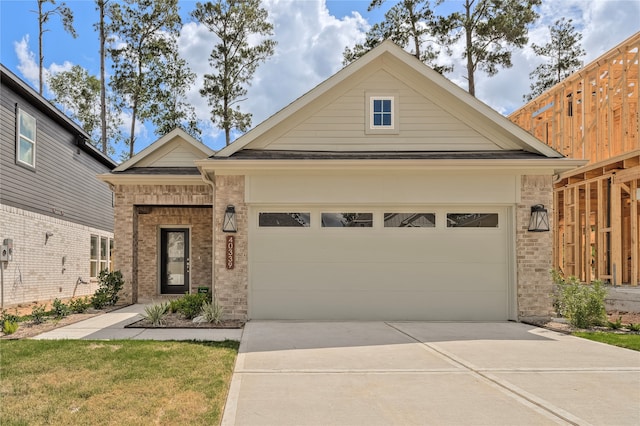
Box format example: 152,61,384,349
222,321,640,426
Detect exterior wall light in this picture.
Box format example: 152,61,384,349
528,204,550,232
222,205,237,233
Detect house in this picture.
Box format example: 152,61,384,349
99,41,583,321
509,32,639,286
0,64,117,308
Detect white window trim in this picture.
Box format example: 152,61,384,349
365,92,399,135
16,108,36,169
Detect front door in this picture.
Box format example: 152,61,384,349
160,228,189,294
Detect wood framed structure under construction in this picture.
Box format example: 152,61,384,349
510,32,639,286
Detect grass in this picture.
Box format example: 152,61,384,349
573,332,640,351
0,339,239,425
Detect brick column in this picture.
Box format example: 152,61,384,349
214,176,248,320
516,175,554,320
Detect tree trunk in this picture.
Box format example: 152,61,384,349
464,0,475,97
99,0,108,154
38,1,44,95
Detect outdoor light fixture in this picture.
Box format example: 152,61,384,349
45,231,54,244
222,205,237,233
528,204,550,232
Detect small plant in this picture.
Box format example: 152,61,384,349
52,298,70,319
69,297,90,313
607,316,623,330
1,310,19,325
2,320,19,335
176,293,208,319
168,298,181,314
193,301,224,325
551,271,607,329
629,323,640,332
30,304,47,325
91,270,124,309
142,302,169,326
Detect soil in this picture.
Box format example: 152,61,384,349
1,301,637,340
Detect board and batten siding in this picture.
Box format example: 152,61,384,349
257,68,498,152
0,81,114,232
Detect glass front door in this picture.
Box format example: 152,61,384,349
160,228,189,294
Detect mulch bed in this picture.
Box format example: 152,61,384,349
127,313,244,329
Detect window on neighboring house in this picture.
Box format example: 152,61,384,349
90,235,99,277
109,239,114,271
90,235,113,277
16,108,36,168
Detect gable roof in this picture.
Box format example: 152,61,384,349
113,128,215,172
215,40,563,159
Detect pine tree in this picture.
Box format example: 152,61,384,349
435,0,541,96
524,18,585,102
33,0,77,95
191,0,276,146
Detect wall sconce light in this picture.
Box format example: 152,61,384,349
222,205,237,233
528,204,550,232
45,231,54,244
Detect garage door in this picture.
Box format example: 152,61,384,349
249,206,512,320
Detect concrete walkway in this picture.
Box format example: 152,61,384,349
223,321,640,426
33,304,243,341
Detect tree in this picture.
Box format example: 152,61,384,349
33,0,77,95
435,0,541,96
48,65,122,155
192,0,276,146
108,0,188,158
343,0,448,73
523,18,585,102
95,0,110,154
150,49,201,139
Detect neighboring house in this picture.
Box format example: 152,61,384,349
510,32,639,286
0,64,117,308
100,41,583,322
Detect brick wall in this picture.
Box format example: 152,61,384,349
0,204,111,306
136,206,212,301
516,175,555,320
113,184,213,303
213,175,248,320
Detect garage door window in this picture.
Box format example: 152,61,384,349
322,213,373,227
259,212,310,227
384,213,435,228
447,213,498,228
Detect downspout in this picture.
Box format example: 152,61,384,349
200,169,217,302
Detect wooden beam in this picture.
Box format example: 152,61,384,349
611,182,622,285
632,179,639,285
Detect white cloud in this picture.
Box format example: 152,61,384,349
14,35,39,88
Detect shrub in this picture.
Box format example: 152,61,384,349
607,316,623,330
69,297,90,313
176,293,208,319
193,301,224,325
629,323,640,332
52,298,70,319
91,270,124,309
168,299,181,314
31,304,47,325
1,310,19,325
552,271,607,328
2,320,19,335
142,302,169,326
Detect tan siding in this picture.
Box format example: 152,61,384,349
268,69,497,151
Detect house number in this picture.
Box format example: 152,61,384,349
226,235,235,270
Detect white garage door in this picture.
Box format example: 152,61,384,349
249,206,512,320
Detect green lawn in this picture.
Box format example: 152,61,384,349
0,339,239,425
573,332,640,351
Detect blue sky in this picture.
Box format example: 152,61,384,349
1,0,639,160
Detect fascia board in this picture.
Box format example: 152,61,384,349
97,173,207,186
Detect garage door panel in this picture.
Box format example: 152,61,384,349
252,233,505,264
251,289,508,320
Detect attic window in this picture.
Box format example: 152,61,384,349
366,93,399,134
